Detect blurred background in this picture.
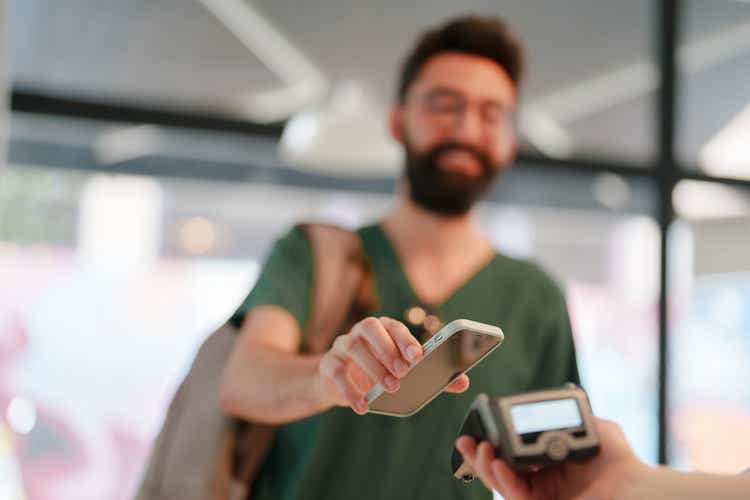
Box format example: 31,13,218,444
1,0,749,499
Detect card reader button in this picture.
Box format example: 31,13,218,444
547,439,569,461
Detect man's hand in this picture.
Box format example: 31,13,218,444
317,316,470,415
454,418,644,500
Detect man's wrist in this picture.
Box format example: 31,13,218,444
309,357,337,410
613,461,659,500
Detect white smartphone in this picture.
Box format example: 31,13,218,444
365,319,504,417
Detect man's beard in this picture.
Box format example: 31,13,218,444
403,140,499,216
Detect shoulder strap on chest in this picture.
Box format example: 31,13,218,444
298,222,377,354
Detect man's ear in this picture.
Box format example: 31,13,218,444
389,105,405,144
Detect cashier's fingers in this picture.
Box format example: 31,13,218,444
456,437,532,499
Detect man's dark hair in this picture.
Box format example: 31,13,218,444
396,15,525,102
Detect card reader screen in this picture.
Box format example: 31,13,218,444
510,398,582,434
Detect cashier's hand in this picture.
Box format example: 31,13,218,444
455,418,644,500
318,316,470,415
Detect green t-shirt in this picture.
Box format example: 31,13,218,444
232,224,580,500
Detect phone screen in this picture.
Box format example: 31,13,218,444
367,326,502,416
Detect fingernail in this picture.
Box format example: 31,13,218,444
384,375,398,390
393,359,408,375
354,400,367,414
406,345,420,361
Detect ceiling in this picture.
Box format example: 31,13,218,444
9,0,750,168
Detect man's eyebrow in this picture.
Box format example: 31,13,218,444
423,85,512,107
423,85,463,96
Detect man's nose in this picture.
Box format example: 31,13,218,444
451,108,485,148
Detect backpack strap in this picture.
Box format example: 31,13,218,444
227,222,377,499
300,222,377,354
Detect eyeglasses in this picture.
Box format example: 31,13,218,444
410,88,516,133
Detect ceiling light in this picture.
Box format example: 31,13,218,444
699,102,750,180
279,80,401,176
200,0,327,122
518,107,575,159
673,180,750,220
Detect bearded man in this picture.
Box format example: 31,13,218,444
221,15,580,500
